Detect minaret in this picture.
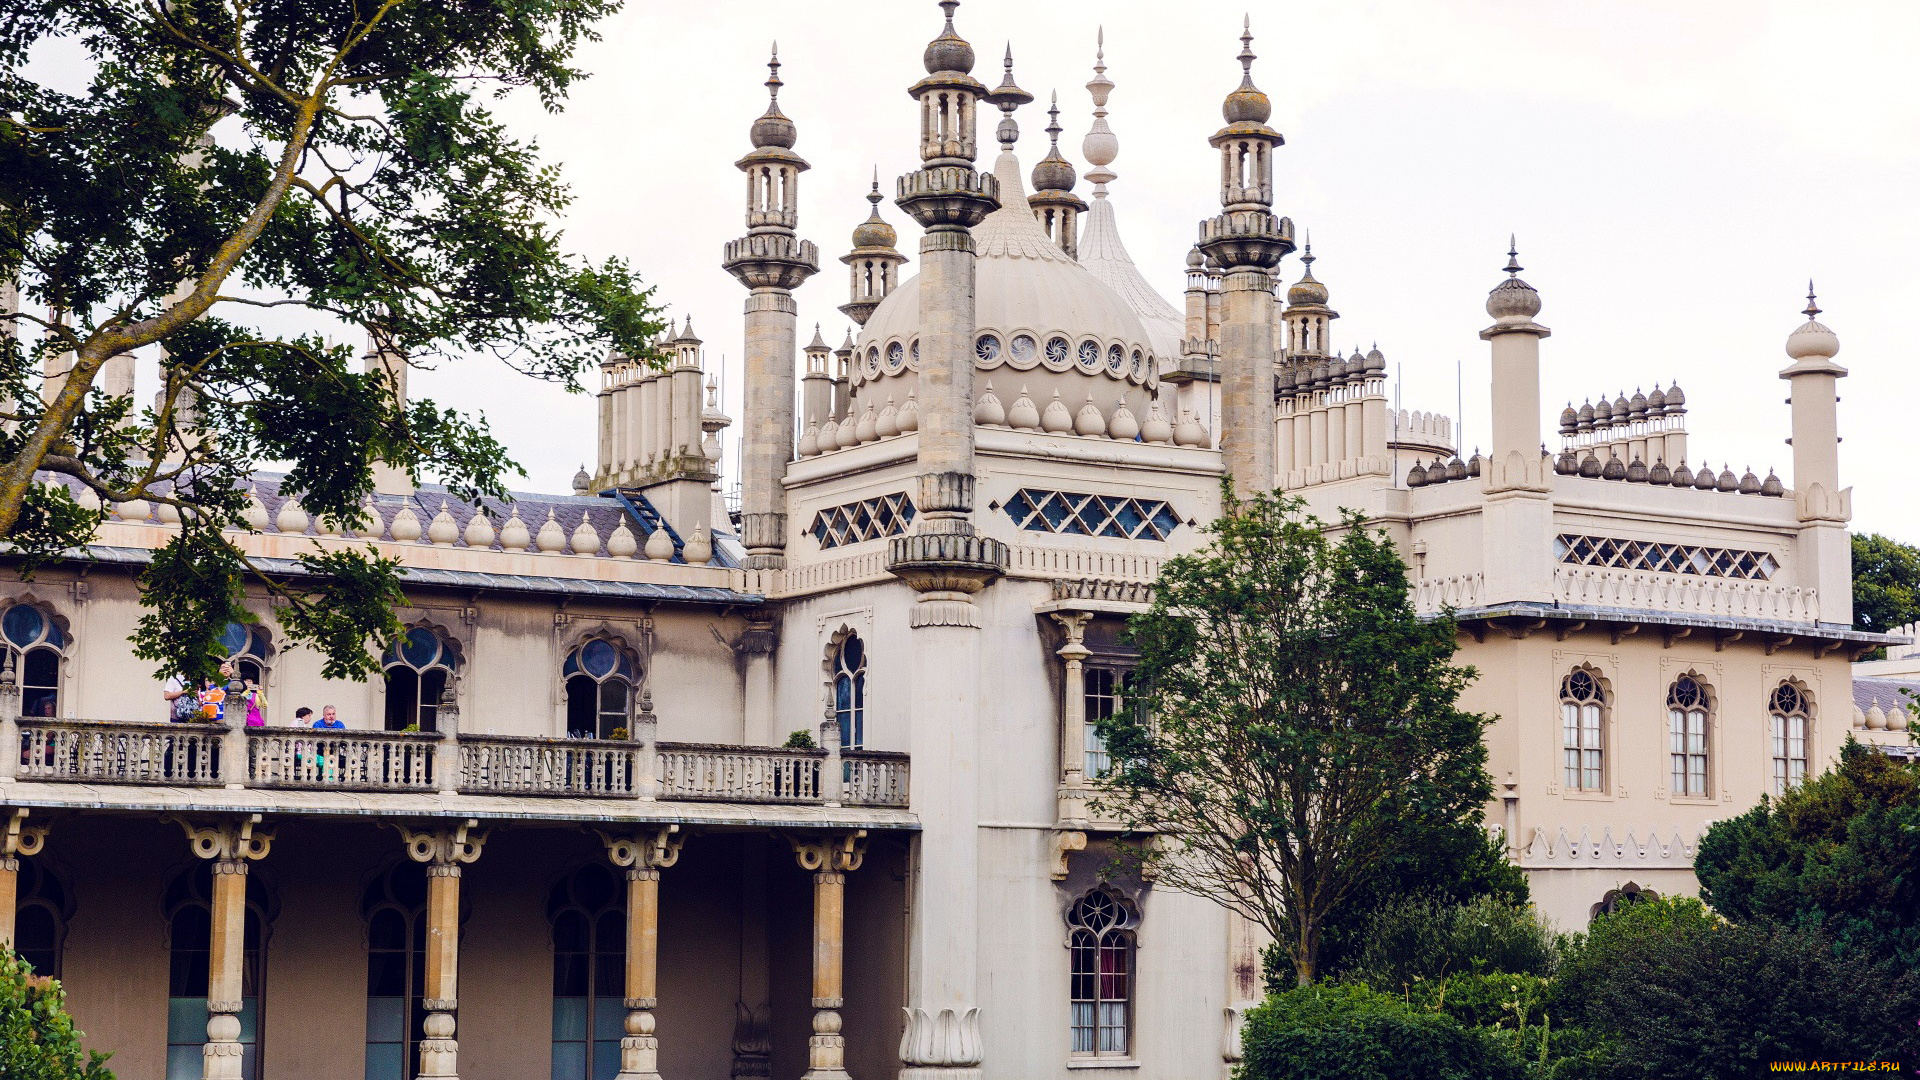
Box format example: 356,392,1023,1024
801,324,833,435
364,327,415,497
1281,240,1338,361
1478,240,1554,603
1195,19,1295,495
1780,284,1851,621
1028,94,1087,258
839,170,908,328
722,46,820,569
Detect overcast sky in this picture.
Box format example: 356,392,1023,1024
44,1,1920,537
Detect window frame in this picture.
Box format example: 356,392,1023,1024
830,631,867,751
1558,667,1609,795
547,864,628,1080
1665,674,1714,800
363,861,430,1080
11,855,70,979
1066,887,1139,1060
164,864,270,1080
1769,681,1813,796
563,638,641,740
382,626,458,733
1,600,69,719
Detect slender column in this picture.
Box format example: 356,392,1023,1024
600,827,686,1080
731,837,773,1080
0,650,20,785
1343,398,1364,467
1305,397,1327,470
391,820,487,1080
1050,613,1092,825
1217,269,1280,492
0,810,48,948
167,815,273,1080
1324,393,1346,465
1274,401,1294,474
790,832,865,1080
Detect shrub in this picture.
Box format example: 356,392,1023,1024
782,730,816,749
1346,894,1560,990
1554,907,1920,1079
0,949,115,1079
1238,982,1524,1080
1405,973,1611,1080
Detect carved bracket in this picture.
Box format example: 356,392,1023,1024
3,808,47,859
391,818,487,867
1049,829,1087,880
597,824,685,870
789,830,866,873
899,1006,983,1068
165,812,272,863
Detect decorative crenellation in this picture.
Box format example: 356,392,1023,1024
1520,824,1702,869
595,315,725,492
808,492,916,549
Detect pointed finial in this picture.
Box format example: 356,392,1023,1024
1504,236,1522,277
1301,228,1313,266
1803,279,1820,319
1239,14,1256,85
1046,92,1062,145
766,42,782,102
984,40,1031,149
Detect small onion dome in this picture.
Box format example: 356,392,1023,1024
1486,241,1542,320
1612,392,1630,418
1579,449,1602,477
1693,463,1717,490
1365,346,1386,373
924,1,975,74
851,175,898,250
1716,465,1739,492
1559,404,1578,435
1287,247,1329,306
1592,396,1612,425
1468,451,1484,477
1222,18,1273,124
1406,460,1428,486
751,48,797,149
1601,453,1627,481
1670,461,1694,487
1762,469,1785,497
1626,457,1649,483
1576,400,1595,430
1786,284,1841,359
572,466,592,495
1446,457,1468,481
1739,467,1762,495
1629,388,1648,419
1032,147,1076,193
1648,458,1672,484
1186,245,1207,270
1556,449,1579,474
1664,382,1686,410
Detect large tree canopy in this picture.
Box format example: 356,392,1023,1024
1852,532,1920,635
0,0,664,681
1096,488,1498,985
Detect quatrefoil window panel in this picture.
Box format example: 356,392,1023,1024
1554,534,1779,580
809,493,917,549
1003,489,1181,541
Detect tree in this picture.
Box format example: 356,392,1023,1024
1693,738,1920,968
1097,487,1498,985
1851,532,1920,633
2,0,664,681
0,949,114,1079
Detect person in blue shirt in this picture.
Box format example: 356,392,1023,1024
313,705,346,729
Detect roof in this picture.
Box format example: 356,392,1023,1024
1449,601,1907,648
1078,194,1185,359
1853,677,1920,713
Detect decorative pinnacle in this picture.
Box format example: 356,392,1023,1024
1301,229,1313,267
1238,15,1256,86
868,166,883,208
984,41,1032,149
1046,92,1062,145
941,0,958,29
1803,279,1820,319
1504,235,1523,277
766,43,781,103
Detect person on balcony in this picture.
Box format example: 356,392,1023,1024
314,705,344,729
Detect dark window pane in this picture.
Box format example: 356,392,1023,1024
384,669,418,731
418,670,446,732
566,676,598,737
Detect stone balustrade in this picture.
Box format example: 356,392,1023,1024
0,717,910,808
1550,567,1817,624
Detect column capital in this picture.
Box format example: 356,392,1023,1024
1050,611,1094,654
597,824,685,871
391,818,487,867
789,829,866,874
3,808,47,859
165,812,272,864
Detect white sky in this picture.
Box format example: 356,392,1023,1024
40,1,1920,537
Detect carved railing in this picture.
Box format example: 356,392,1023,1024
656,742,822,803
249,727,437,791
1550,568,1817,624
14,718,223,785
459,733,638,797
1412,573,1484,614
842,751,911,808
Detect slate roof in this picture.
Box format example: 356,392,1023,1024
1853,677,1920,714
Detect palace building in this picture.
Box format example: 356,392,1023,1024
0,4,1905,1079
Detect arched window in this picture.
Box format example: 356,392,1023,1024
13,855,70,978
1559,668,1606,792
1591,882,1659,921
219,621,273,686
564,639,639,739
383,627,455,733
1770,682,1812,795
165,863,268,1080
1667,676,1711,797
548,863,626,1080
1067,888,1138,1059
832,634,866,750
363,861,429,1080
2,602,66,718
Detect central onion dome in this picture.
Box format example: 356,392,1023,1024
1785,285,1840,360
1486,240,1542,320
924,0,975,74
854,150,1159,429
750,46,796,149
1287,246,1329,306
1222,18,1272,124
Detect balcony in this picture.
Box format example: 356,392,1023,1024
2,717,909,810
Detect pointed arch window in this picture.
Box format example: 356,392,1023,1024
1770,682,1812,794
548,863,626,1080
219,622,273,686
3,602,66,718
1067,888,1138,1058
165,863,268,1080
565,639,639,739
1667,676,1711,797
1560,668,1606,792
383,627,455,732
363,861,430,1080
12,855,70,978
832,634,866,750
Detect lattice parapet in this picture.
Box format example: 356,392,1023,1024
808,493,916,549
1555,534,1779,581
1001,489,1181,541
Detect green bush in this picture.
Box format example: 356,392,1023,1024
1237,982,1525,1080
1346,894,1560,990
0,949,114,1079
1554,904,1920,1079
1403,973,1610,1080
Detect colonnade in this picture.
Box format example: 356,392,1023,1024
0,811,870,1080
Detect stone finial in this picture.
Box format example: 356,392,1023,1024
898,391,920,432
241,485,269,530
500,509,531,551
797,422,821,458
644,524,674,562
535,508,567,552
816,417,841,453
389,503,423,542
1083,27,1118,192
571,465,592,495
1007,386,1040,432
1074,395,1108,437
683,522,714,566
1041,390,1074,434
854,401,878,444
606,519,638,558
973,382,1006,427
570,511,602,556
428,500,459,545
876,395,901,438
1141,400,1174,445
1109,399,1140,441
463,509,496,548
115,497,152,523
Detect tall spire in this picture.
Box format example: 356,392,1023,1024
984,43,1032,151
750,43,796,150
1803,279,1821,319
1083,27,1117,196
1028,89,1086,258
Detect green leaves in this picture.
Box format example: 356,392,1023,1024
1851,532,1920,633
0,948,114,1080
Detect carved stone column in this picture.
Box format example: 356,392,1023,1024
600,826,686,1080
0,809,48,947
0,650,20,784
736,618,779,748
1050,613,1093,827
167,814,273,1080
790,832,866,1080
393,820,487,1080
